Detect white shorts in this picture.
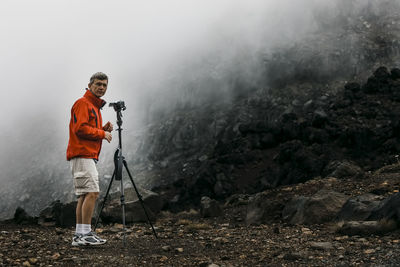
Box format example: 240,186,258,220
70,158,99,196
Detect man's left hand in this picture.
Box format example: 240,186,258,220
103,121,113,132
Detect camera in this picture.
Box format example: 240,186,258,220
109,101,126,112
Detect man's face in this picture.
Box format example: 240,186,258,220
89,79,108,98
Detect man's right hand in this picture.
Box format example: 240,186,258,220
104,132,112,143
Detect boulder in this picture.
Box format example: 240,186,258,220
38,200,76,227
374,66,391,80
368,192,400,222
13,207,36,225
391,68,400,80
272,140,325,186
245,192,284,225
337,194,383,221
363,66,392,93
282,189,349,225
323,160,364,179
99,187,164,223
200,196,222,218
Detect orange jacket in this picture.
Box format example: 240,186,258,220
66,89,106,160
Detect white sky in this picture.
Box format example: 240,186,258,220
0,0,321,129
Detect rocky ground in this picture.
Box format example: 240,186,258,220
2,162,400,266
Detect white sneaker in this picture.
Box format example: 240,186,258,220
71,234,82,246
78,232,107,246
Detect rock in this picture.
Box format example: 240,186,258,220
175,247,184,253
283,252,304,260
13,207,36,225
323,160,364,179
303,99,315,111
200,197,222,218
337,220,397,236
213,173,233,198
363,66,392,93
282,189,349,225
38,200,76,228
368,192,400,222
225,194,249,206
310,242,334,250
281,196,308,225
162,245,171,252
391,68,400,80
99,187,164,223
312,109,328,128
272,140,324,186
374,66,391,80
337,194,383,221
51,252,61,260
28,258,38,264
245,191,283,225
345,82,361,92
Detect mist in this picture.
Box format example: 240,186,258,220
0,0,396,218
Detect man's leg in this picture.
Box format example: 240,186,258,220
78,191,107,244
81,192,99,225
72,195,86,246
76,195,85,224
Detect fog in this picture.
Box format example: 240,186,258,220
0,0,396,218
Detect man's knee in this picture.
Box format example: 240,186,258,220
86,192,99,200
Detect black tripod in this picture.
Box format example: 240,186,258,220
94,101,157,245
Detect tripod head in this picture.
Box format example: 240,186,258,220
109,101,126,127
109,101,126,112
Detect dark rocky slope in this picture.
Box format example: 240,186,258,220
140,66,400,211
124,5,400,211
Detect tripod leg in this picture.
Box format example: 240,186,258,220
123,160,158,239
94,170,116,231
120,175,127,246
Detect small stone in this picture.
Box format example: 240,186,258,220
51,252,61,260
159,256,168,262
310,242,333,250
335,236,349,241
364,249,375,254
29,258,38,264
162,246,171,252
23,261,31,267
198,155,208,162
175,248,184,253
114,223,124,229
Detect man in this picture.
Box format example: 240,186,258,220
67,72,113,246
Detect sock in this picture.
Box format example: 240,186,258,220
75,224,84,235
82,224,91,235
